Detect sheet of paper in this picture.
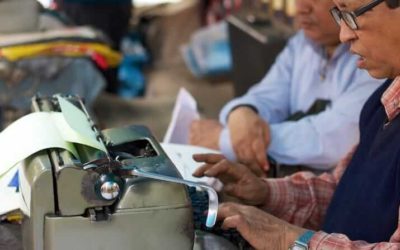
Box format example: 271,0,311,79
57,96,106,152
161,143,223,191
163,88,200,144
0,97,107,178
0,112,77,179
0,97,109,215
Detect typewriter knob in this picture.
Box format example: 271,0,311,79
96,174,122,200
100,181,120,200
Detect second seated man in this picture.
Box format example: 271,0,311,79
189,0,383,174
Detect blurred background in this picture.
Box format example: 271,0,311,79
0,0,295,140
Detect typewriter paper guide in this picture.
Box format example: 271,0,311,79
0,96,106,179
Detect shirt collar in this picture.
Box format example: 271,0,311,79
381,77,400,122
304,32,348,61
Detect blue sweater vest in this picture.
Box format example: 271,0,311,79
322,79,400,243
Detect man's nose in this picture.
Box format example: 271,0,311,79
339,20,357,43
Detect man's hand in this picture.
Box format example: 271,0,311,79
189,119,222,150
218,202,306,250
193,153,268,205
227,106,271,173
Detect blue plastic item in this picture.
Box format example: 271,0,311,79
8,170,19,192
117,36,149,98
182,21,232,78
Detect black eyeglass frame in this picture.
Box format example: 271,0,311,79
330,0,384,30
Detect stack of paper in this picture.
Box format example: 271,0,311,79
163,88,200,144
162,88,223,190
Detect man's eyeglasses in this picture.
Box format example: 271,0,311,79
330,0,384,30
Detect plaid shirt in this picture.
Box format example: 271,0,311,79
263,78,400,249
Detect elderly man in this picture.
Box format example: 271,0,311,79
193,0,400,249
189,0,381,174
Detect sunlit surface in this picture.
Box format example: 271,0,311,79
37,0,51,8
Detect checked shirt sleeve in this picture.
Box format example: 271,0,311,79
309,230,400,250
261,146,357,230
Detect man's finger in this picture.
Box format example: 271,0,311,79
252,139,269,172
217,202,239,220
264,161,270,172
192,153,225,164
193,159,234,180
221,214,242,230
202,159,235,178
192,163,213,177
242,160,266,177
261,126,271,171
236,149,256,169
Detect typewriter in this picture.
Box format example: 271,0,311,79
17,95,244,250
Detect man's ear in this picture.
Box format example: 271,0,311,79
385,0,400,9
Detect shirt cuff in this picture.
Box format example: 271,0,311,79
261,177,295,213
219,128,237,161
219,98,261,125
309,231,337,249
